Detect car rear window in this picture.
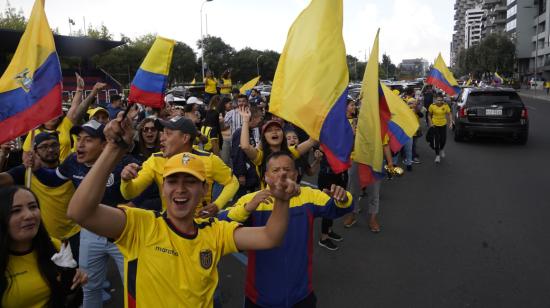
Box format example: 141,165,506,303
467,92,522,105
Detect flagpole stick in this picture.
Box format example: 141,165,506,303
25,129,36,188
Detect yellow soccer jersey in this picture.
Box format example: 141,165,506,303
120,149,238,210
23,116,74,161
204,77,218,94
220,78,232,94
429,103,451,127
28,173,80,240
115,206,240,308
2,251,51,308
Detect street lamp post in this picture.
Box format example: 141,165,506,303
200,0,213,81
256,55,263,76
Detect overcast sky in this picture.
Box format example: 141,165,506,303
5,0,454,65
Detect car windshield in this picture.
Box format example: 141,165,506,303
467,92,522,105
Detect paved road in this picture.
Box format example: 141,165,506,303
106,96,550,308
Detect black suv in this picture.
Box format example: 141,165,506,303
452,87,529,144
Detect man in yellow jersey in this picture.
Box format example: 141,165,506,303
120,116,239,216
67,113,297,308
0,132,80,253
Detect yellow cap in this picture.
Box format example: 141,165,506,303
87,107,109,118
163,153,206,181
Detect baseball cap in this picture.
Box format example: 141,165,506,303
163,152,206,181
70,119,106,140
87,107,109,119
186,96,203,105
33,132,59,148
155,116,198,137
261,119,283,135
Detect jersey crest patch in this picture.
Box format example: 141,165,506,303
200,249,213,269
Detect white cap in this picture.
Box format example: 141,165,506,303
186,96,203,105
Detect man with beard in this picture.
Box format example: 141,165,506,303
0,132,80,250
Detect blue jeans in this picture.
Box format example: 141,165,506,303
79,229,124,308
403,139,413,165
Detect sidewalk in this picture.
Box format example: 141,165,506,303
517,88,550,102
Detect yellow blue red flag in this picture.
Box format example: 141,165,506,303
0,0,62,145
354,30,419,188
269,0,352,173
239,76,260,94
128,36,175,108
426,53,460,96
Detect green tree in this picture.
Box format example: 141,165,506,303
380,53,397,79
0,1,26,30
229,48,281,83
456,33,515,77
170,42,198,84
198,35,235,77
86,24,113,40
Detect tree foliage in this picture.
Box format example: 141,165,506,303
380,53,397,79
456,33,515,78
198,35,235,76
0,1,26,31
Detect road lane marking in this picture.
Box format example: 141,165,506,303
526,105,537,111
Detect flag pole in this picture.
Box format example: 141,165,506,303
25,129,36,188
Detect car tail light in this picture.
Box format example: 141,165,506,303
521,108,528,119
458,107,467,118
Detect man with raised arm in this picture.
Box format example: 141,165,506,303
120,116,239,216
67,113,297,307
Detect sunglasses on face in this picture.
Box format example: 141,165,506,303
142,127,157,133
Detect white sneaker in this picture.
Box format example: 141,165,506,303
440,150,446,158
435,155,441,163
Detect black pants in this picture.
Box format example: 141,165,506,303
433,125,447,155
317,171,348,235
245,292,317,308
68,231,80,263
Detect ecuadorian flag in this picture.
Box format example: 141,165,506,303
354,30,419,188
270,0,352,173
128,36,175,108
426,53,460,96
0,0,62,145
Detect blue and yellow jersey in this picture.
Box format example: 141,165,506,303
218,186,353,307
120,149,238,210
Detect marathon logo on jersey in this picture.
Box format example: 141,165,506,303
200,249,213,269
155,246,179,256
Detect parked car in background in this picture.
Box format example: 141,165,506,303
452,87,529,144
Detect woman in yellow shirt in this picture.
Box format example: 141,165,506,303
428,94,453,163
239,106,317,189
203,70,218,104
219,70,232,97
0,186,87,308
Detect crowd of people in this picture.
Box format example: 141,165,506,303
0,70,454,307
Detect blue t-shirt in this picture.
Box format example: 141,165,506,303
55,153,137,206
107,104,123,120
